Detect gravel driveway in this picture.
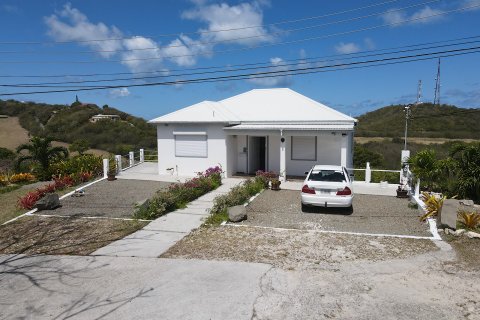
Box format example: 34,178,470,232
241,190,431,236
38,179,172,219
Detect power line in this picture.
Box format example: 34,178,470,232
0,0,404,45
0,0,441,55
2,34,480,79
1,3,478,65
4,39,480,87
1,45,479,95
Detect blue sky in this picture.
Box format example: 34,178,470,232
0,0,479,120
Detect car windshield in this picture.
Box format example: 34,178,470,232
308,170,345,182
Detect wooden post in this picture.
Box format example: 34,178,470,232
140,149,145,162
115,155,122,174
103,159,109,178
129,151,134,167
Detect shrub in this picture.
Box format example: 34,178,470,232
458,210,480,230
420,192,446,221
18,191,42,210
134,166,223,220
255,170,277,188
9,173,36,183
50,154,103,177
205,177,265,226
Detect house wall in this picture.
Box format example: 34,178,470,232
230,131,351,177
285,132,343,176
156,123,228,177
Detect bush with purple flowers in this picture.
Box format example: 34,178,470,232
134,166,223,220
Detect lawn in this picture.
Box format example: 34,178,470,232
0,216,147,255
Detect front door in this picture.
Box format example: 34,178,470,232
248,136,267,174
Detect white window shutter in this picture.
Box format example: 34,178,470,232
175,135,208,158
291,136,316,161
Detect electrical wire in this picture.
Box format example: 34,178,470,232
0,0,441,54
0,0,404,45
1,3,478,65
4,38,480,86
1,45,479,96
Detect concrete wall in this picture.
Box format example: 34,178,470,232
156,123,228,177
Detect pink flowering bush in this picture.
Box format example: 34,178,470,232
255,170,278,188
135,166,223,220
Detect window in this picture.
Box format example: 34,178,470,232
291,136,316,161
308,170,346,182
174,134,207,158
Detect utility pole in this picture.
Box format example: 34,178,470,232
416,80,422,105
404,104,412,150
433,58,441,106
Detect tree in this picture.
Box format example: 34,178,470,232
69,139,90,155
449,143,480,202
409,149,440,190
16,137,69,180
353,143,384,168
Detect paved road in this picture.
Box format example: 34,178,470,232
2,240,479,320
0,254,270,320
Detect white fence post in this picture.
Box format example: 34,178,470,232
115,155,122,174
103,158,109,178
415,178,420,198
129,151,134,167
365,162,371,183
140,149,145,162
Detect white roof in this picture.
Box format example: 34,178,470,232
149,88,355,124
224,123,354,131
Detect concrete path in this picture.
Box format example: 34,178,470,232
92,178,243,257
0,254,270,320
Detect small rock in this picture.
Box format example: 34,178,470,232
459,200,474,206
454,229,466,236
228,205,247,222
437,228,444,233
465,231,480,239
35,193,61,211
444,228,450,235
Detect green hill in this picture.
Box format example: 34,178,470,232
356,103,480,139
0,99,156,154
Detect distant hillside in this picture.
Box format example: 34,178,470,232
356,103,480,139
0,99,156,154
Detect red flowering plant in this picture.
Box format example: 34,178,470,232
255,170,278,188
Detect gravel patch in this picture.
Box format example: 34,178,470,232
162,226,438,270
37,179,172,218
240,190,430,236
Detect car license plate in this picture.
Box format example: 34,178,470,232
317,189,331,194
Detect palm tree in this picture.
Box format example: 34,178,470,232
449,143,480,202
16,137,69,180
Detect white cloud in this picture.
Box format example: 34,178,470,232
364,38,375,50
381,6,445,27
334,42,361,54
1,4,19,13
248,57,292,87
182,2,273,46
44,4,123,58
121,36,164,73
461,0,480,11
410,6,445,24
109,88,130,98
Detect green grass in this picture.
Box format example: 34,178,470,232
0,184,21,194
203,208,229,226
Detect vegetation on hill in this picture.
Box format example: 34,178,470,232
356,103,480,139
0,99,156,154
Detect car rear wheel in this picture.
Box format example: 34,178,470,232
301,203,307,212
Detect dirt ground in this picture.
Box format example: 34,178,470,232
0,216,146,255
163,226,438,270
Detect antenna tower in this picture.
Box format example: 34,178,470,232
416,80,422,105
433,59,441,106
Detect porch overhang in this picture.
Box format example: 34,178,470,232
223,122,355,134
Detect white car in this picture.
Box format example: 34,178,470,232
301,165,354,210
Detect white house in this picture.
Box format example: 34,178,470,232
149,88,357,180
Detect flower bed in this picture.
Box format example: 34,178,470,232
17,173,95,210
134,166,223,220
204,176,265,226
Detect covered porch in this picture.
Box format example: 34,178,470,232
224,123,354,181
